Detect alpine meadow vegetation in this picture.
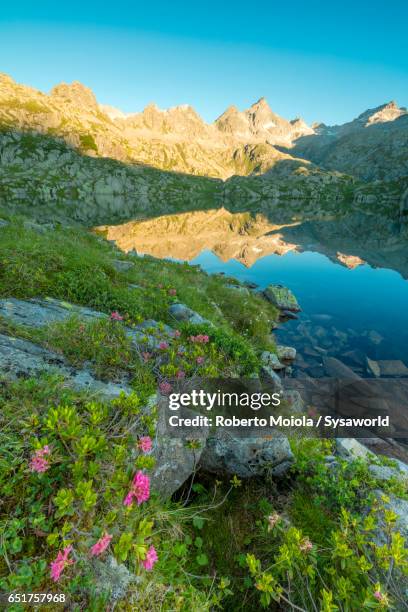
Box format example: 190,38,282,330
0,211,407,610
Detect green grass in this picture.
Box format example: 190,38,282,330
43,316,135,381
0,212,279,357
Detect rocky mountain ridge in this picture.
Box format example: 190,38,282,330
1,72,406,183
0,72,407,226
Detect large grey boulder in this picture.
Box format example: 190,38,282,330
277,345,297,362
260,365,283,390
112,259,135,273
0,297,174,352
148,398,209,498
263,285,300,312
0,333,131,400
335,437,375,459
261,350,284,370
336,438,408,484
168,302,209,325
200,432,293,478
0,297,107,328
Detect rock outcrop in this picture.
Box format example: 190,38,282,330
263,285,301,312
199,431,294,478
0,333,131,400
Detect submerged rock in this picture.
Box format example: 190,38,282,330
199,432,293,478
375,360,408,377
263,284,300,312
280,310,299,320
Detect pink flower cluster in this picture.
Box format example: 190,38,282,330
168,288,177,296
29,445,51,473
190,334,209,344
138,436,153,453
172,329,181,338
50,545,74,582
374,590,385,602
196,356,205,365
110,311,123,321
158,341,169,350
159,381,172,395
124,471,150,507
141,545,158,570
176,370,186,379
90,533,112,557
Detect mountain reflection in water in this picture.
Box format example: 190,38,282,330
97,209,408,379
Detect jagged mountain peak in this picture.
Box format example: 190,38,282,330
214,98,314,144
50,80,98,110
360,100,406,126
250,96,269,108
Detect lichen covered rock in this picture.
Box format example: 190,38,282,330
263,285,300,312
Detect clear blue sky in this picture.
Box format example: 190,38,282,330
1,1,407,125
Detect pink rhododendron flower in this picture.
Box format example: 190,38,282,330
168,288,177,296
176,370,186,379
110,311,123,321
50,545,74,582
123,491,134,507
123,471,150,507
190,334,209,344
138,436,153,453
158,341,169,350
29,445,51,473
141,545,158,571
173,329,181,338
159,381,172,395
196,356,205,365
373,591,383,602
90,533,112,557
132,471,150,504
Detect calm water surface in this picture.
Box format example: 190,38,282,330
191,249,408,377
